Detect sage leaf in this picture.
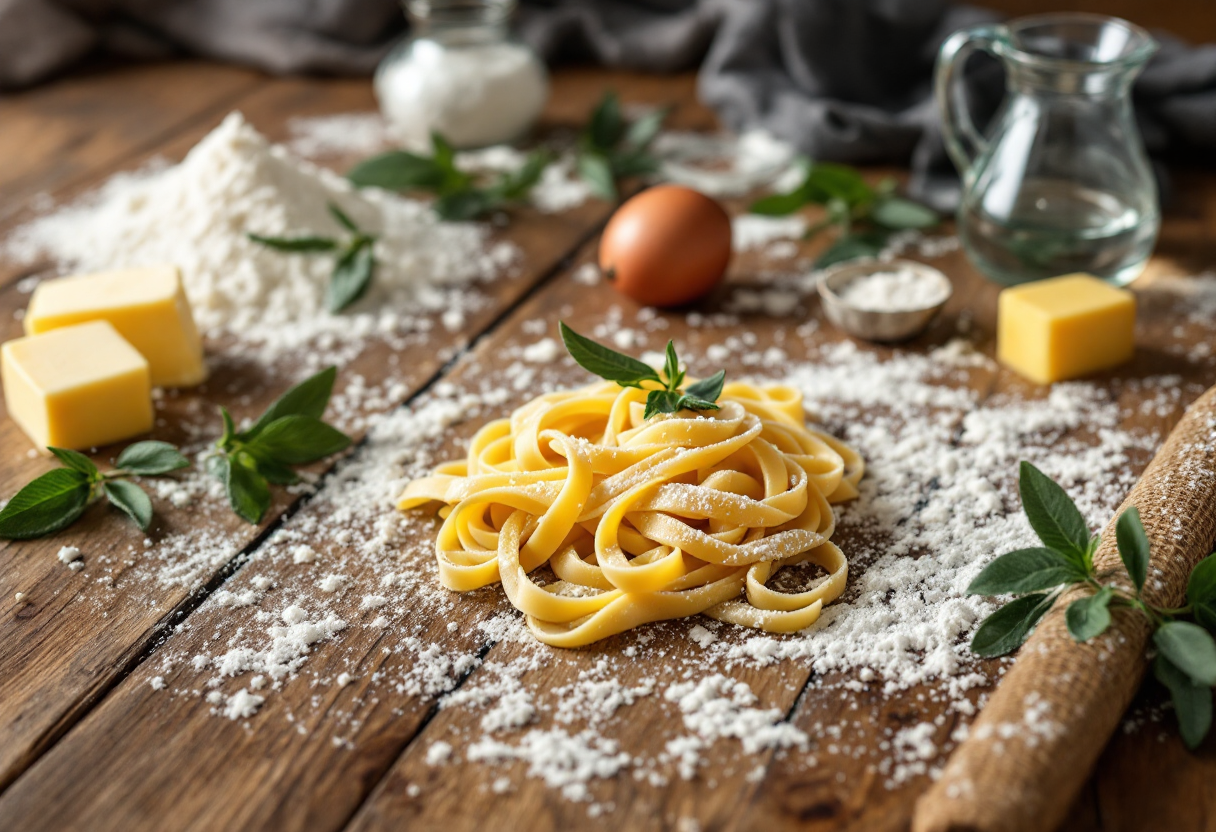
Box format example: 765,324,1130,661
328,202,359,233
587,91,625,150
219,454,271,525
116,441,189,476
48,447,99,478
104,480,153,530
255,457,301,486
560,322,660,388
434,189,497,222
1155,621,1216,687
328,238,375,313
804,163,873,207
347,150,449,191
1018,461,1091,565
970,592,1053,657
871,196,939,230
1066,586,1114,642
0,468,91,540
1115,506,1150,592
578,151,617,200
610,150,660,179
815,233,886,268
663,341,682,387
684,370,725,405
967,547,1085,595
1155,654,1213,750
247,233,338,253
496,151,551,200
244,367,337,440
219,406,236,447
623,107,669,151
245,415,352,465
1187,553,1216,634
643,389,683,420
749,187,811,217
675,396,720,412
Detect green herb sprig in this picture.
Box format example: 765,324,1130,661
248,202,377,313
970,461,1216,749
750,162,939,267
0,441,189,538
559,322,724,419
209,367,352,524
347,132,551,221
576,91,669,200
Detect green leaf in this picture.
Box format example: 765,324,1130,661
496,151,552,200
663,341,682,389
1155,621,1216,687
327,201,360,233
247,233,338,253
116,441,190,476
430,132,458,176
815,233,886,268
586,91,625,151
643,389,683,420
804,163,873,207
434,189,498,222
255,457,301,486
1115,506,1151,592
327,238,375,313
219,407,236,447
609,149,660,179
1066,586,1114,642
578,151,617,200
1155,654,1213,750
1187,553,1216,634
749,187,810,217
103,480,152,530
0,468,91,540
1018,461,1091,566
967,547,1086,595
245,415,351,466
684,370,725,404
217,454,271,525
970,592,1053,657
675,395,721,412
623,107,669,151
1084,532,1101,573
48,447,98,478
243,367,337,440
559,322,661,388
871,196,939,230
347,150,448,191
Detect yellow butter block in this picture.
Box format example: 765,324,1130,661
2,321,153,451
997,274,1135,385
25,265,207,387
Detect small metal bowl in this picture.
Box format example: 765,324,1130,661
816,259,953,343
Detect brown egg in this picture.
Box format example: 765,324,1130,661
598,185,732,308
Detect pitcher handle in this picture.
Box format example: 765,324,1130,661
935,25,1002,177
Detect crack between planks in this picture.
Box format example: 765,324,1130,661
0,207,612,801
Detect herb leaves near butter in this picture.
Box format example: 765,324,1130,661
208,367,351,524
559,322,724,420
347,132,551,221
969,461,1216,749
577,91,669,201
0,441,189,538
248,202,377,313
750,161,938,267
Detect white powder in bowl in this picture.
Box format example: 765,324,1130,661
838,267,950,312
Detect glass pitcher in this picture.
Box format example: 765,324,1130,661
936,14,1159,286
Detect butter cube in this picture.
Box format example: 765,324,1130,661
2,321,153,451
26,265,206,387
998,274,1135,385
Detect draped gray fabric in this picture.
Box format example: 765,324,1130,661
1,0,1212,207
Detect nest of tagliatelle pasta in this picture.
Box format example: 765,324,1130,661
397,379,863,647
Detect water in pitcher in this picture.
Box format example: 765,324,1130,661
959,178,1157,287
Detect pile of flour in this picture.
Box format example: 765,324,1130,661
5,112,517,365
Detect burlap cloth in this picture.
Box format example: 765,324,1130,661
914,383,1216,832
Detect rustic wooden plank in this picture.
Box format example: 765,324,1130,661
0,62,264,228
0,69,700,792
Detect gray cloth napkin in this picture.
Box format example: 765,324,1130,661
2,0,1212,207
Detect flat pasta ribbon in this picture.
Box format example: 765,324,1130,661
397,380,863,647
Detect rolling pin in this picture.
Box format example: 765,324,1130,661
913,383,1216,832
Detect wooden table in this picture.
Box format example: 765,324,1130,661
0,64,1213,832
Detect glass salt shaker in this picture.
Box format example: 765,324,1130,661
936,14,1159,286
375,0,549,150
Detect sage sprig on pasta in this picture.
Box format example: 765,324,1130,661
968,461,1216,749
558,322,724,419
